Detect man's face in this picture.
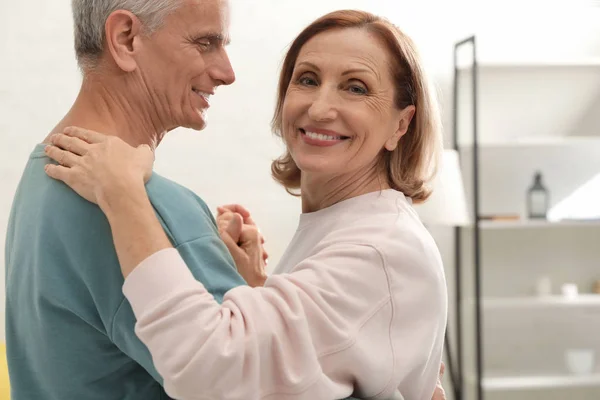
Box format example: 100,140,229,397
135,0,235,131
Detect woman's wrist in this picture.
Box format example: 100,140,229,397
247,272,268,288
97,176,146,217
99,180,173,278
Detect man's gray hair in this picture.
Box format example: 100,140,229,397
72,0,182,69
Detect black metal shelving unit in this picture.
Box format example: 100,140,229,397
449,24,600,399
450,35,483,400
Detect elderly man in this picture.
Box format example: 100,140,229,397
5,0,447,399
6,0,242,399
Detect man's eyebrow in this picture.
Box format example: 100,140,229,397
191,33,231,46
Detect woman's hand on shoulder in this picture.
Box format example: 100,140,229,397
44,126,154,211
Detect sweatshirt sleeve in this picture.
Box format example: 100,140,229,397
123,243,435,400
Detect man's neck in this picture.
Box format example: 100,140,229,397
46,74,167,149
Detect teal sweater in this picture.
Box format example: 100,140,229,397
5,144,246,400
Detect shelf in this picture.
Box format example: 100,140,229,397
457,58,600,70
483,373,600,391
459,136,600,149
482,295,600,310
476,219,600,229
452,37,600,396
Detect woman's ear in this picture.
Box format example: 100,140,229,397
385,105,416,151
104,10,144,72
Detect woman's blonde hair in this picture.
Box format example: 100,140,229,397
271,10,442,203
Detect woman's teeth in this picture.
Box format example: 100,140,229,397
304,131,343,141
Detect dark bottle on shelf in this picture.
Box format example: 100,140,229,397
527,171,549,219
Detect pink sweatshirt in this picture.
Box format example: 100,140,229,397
123,190,447,400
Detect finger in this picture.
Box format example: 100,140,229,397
218,211,241,238
137,144,155,161
217,211,236,226
50,133,90,156
217,210,235,220
226,213,243,243
63,126,107,144
432,385,446,400
44,163,72,184
220,204,251,217
220,204,254,224
219,228,246,265
217,218,234,233
44,145,79,167
239,224,260,243
439,362,445,378
239,227,263,259
136,144,155,182
219,228,238,252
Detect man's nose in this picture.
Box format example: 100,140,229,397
211,48,236,86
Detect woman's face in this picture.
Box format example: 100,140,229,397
282,27,414,183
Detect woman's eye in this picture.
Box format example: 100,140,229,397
348,84,367,95
299,76,318,86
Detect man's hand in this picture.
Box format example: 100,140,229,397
217,205,268,287
432,362,446,400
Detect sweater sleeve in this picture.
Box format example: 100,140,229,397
123,244,427,400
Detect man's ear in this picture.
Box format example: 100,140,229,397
104,10,144,72
385,105,416,152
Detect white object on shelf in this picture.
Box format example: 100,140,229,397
482,373,600,391
561,283,579,299
566,349,596,376
480,294,600,309
548,172,600,222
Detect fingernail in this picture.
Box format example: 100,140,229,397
44,145,50,152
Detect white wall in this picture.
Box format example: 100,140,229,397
2,1,600,398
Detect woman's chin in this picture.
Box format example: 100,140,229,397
296,161,335,178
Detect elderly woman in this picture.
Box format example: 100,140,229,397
45,9,447,400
